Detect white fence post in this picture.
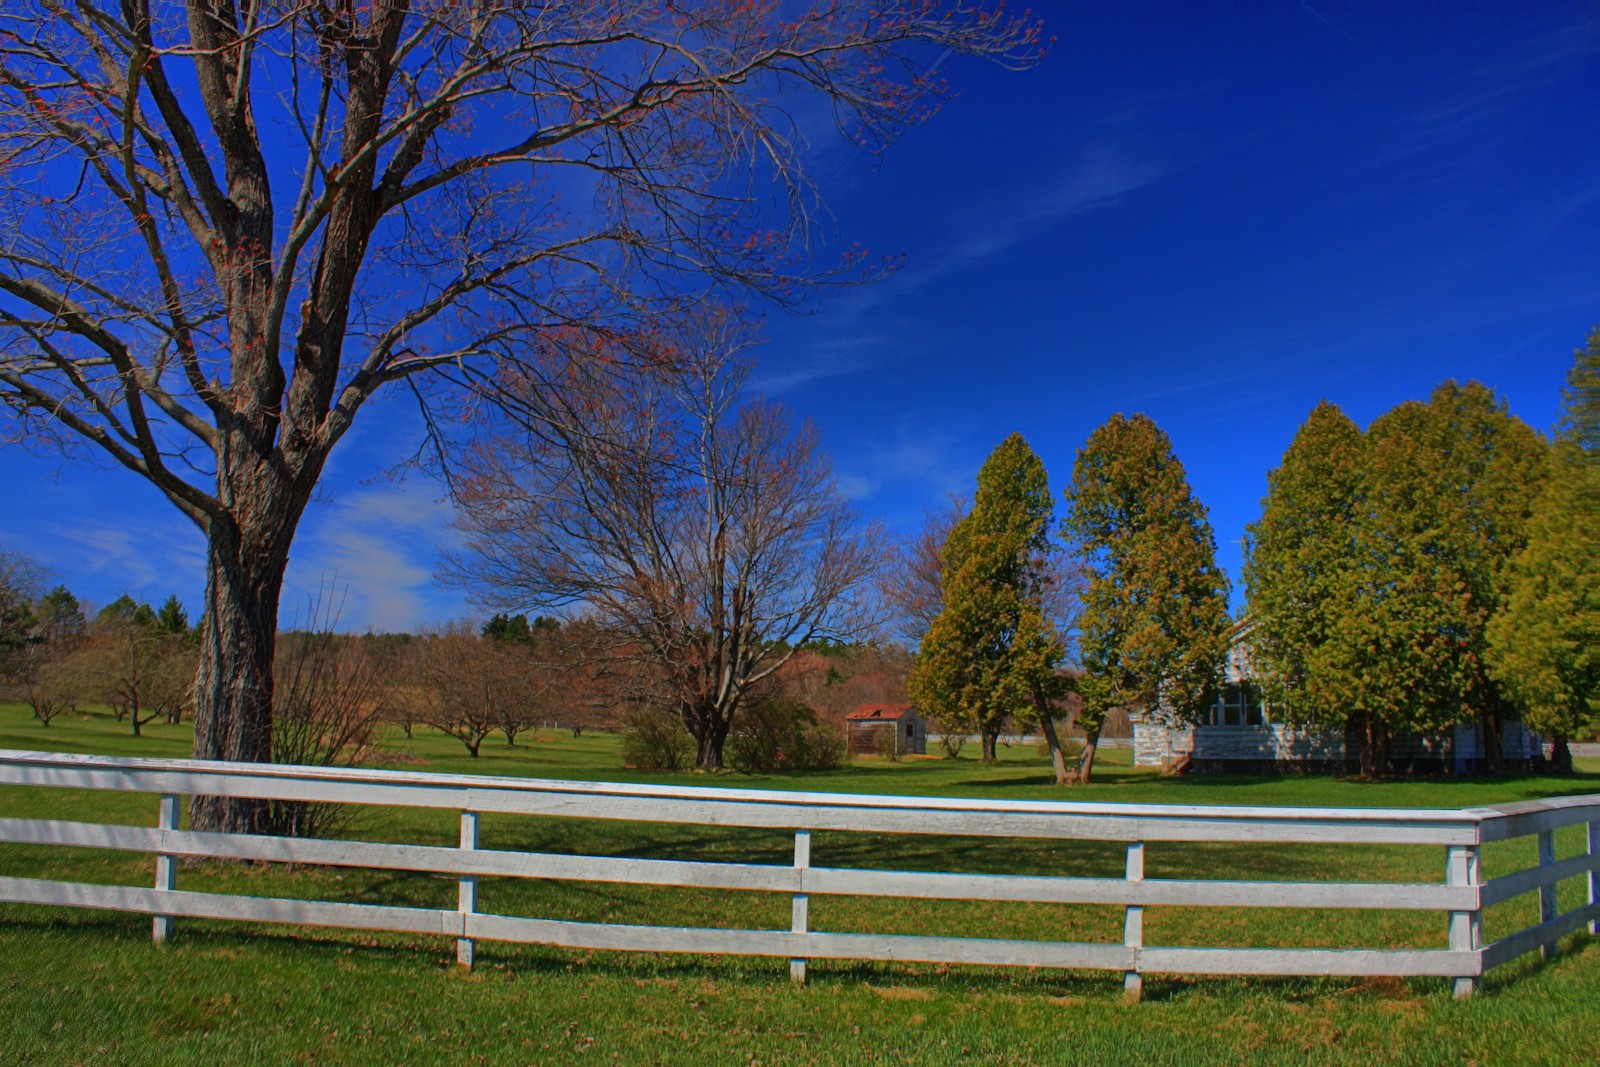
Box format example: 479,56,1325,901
1124,840,1145,1002
1537,829,1558,960
152,793,179,945
1446,844,1481,999
790,829,811,984
458,810,479,969
1590,819,1599,937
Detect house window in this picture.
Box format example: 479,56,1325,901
905,722,913,738
1209,683,1265,726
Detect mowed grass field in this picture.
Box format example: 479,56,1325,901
2,704,1597,1065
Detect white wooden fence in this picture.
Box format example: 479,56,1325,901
0,749,1596,1000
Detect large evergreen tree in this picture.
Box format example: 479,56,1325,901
1486,335,1600,771
1243,402,1365,720
907,434,1068,773
1061,414,1229,784
1485,450,1598,771
1561,326,1600,451
1245,382,1547,775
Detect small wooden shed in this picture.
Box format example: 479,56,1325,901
845,703,927,757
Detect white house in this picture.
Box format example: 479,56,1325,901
1132,629,1543,775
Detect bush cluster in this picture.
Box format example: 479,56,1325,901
727,698,846,772
620,709,697,771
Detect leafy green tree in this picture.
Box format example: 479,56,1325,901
34,586,85,644
1062,414,1230,784
0,550,44,677
908,434,1069,775
1363,385,1546,770
1485,338,1600,771
1243,402,1365,722
1485,448,1598,770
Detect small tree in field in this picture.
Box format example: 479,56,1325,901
408,627,538,758
1062,414,1229,785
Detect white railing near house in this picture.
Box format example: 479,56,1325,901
0,749,1596,1000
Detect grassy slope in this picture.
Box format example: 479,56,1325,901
2,704,1597,1065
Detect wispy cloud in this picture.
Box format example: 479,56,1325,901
43,519,205,611
760,147,1164,398
284,480,467,632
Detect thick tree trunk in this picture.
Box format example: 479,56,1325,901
1360,716,1389,779
696,715,730,769
1067,728,1100,785
188,430,324,829
980,725,1000,763
1034,696,1069,785
190,518,287,832
1552,734,1573,775
1480,708,1505,774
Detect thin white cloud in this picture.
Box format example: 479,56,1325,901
44,519,205,611
285,480,467,632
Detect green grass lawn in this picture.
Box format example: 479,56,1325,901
2,704,1597,1065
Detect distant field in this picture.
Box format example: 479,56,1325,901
2,703,1597,1065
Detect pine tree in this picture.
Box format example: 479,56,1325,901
156,596,190,636
907,434,1068,772
1062,414,1229,783
1561,326,1599,452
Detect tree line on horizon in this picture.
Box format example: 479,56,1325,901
3,328,1593,797
903,329,1598,781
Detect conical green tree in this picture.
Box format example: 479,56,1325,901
1062,414,1229,784
908,434,1068,773
1485,447,1598,771
1560,325,1600,453
1486,334,1600,772
1243,401,1365,722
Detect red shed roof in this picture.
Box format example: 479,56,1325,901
845,703,916,721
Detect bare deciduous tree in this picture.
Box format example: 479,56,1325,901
880,498,967,649
0,3,1040,830
448,318,884,768
75,618,196,736
407,625,539,758
0,548,45,678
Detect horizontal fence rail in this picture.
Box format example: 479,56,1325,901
0,750,1595,999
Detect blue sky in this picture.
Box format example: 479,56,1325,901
2,2,1596,632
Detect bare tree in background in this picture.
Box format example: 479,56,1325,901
408,625,540,758
0,3,1040,830
448,316,884,768
76,618,196,736
880,498,967,649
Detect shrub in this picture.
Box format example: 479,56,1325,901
621,709,696,771
728,698,846,772
936,727,966,759
873,724,902,761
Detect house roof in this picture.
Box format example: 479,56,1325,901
845,703,917,721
